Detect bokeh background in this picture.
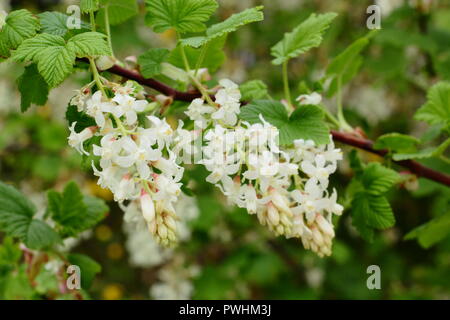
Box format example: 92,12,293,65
1,0,449,299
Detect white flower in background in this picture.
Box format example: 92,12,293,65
376,0,405,16
68,122,94,155
347,85,393,125
296,92,322,105
0,11,7,31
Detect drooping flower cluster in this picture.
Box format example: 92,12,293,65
185,80,344,257
67,81,185,247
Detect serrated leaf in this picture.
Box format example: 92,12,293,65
352,193,396,230
374,133,420,153
17,64,49,112
38,11,90,37
13,33,66,63
0,9,40,57
97,0,139,26
405,212,450,248
47,181,108,237
67,32,111,57
80,0,99,13
240,80,268,101
414,82,450,128
169,35,226,72
271,12,337,65
145,0,218,33
362,163,399,195
239,100,330,145
67,253,101,289
392,148,436,161
181,6,264,48
37,45,75,87
0,181,60,249
138,48,170,78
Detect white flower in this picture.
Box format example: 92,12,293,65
211,79,242,126
70,89,90,111
301,154,336,188
185,98,215,129
215,79,241,105
114,174,139,201
67,122,94,155
0,11,7,31
85,91,115,128
147,116,174,148
93,133,122,168
291,179,326,223
296,92,322,105
112,94,147,125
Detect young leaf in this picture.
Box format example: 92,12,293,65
67,32,112,57
374,133,420,153
414,82,450,128
38,12,90,37
0,237,22,267
67,254,101,289
17,64,49,112
0,181,60,249
325,36,371,96
405,211,450,248
169,35,226,72
271,12,337,65
138,48,170,78
352,193,396,230
361,163,400,195
97,0,139,26
0,9,40,56
240,80,268,101
80,0,100,13
181,6,264,48
37,45,76,88
47,181,108,237
239,100,330,145
145,0,218,33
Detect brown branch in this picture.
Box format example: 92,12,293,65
103,63,450,188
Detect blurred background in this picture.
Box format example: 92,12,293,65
1,0,449,299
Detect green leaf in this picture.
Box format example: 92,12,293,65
0,9,40,57
181,6,264,48
67,32,112,57
326,36,371,96
80,0,99,13
169,35,226,72
37,45,76,88
47,181,108,237
0,238,22,266
97,0,139,26
239,100,330,145
38,12,91,37
240,80,268,101
361,163,399,195
13,33,65,63
66,104,97,132
374,133,420,153
392,148,436,161
271,12,337,65
17,64,49,112
405,212,450,248
138,48,170,78
414,82,450,128
67,253,101,289
0,181,60,249
352,193,396,230
145,0,218,33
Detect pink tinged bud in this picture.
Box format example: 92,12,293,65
140,190,155,223
267,203,280,226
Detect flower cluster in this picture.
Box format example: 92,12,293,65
68,81,185,247
185,80,343,257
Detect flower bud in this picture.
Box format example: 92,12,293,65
140,190,155,223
